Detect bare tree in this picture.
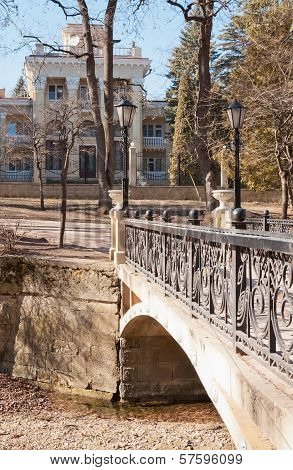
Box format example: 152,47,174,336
45,99,83,247
76,0,112,210
1,104,50,211
42,0,119,210
103,0,118,186
0,0,17,25
132,0,232,211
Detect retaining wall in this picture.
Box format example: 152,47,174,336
0,181,282,203
0,256,120,397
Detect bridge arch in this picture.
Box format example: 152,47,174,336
119,300,274,450
120,308,207,403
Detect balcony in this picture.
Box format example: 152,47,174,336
6,135,32,147
143,137,167,148
0,170,33,182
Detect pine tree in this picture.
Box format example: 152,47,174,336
166,21,203,185
170,73,202,185
12,76,28,98
216,0,293,216
165,21,200,135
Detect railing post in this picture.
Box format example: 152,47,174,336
162,209,172,223
109,207,116,261
188,209,201,226
129,143,137,187
113,208,126,266
232,244,248,353
145,209,153,221
232,244,240,348
263,210,269,231
145,210,153,274
208,244,215,320
268,254,276,358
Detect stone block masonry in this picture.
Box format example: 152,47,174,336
0,256,120,397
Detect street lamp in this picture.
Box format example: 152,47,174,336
226,99,246,223
115,99,137,209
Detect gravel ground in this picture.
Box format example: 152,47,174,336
0,374,234,450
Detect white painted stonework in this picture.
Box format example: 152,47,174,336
118,264,293,450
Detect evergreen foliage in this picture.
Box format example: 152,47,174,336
12,76,28,98
170,73,202,185
214,0,292,215
166,21,203,185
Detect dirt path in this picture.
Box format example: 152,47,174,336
0,374,233,450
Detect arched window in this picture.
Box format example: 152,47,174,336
80,120,96,137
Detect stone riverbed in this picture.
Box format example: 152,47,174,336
0,374,234,450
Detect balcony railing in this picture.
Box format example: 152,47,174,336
143,137,167,148
44,45,137,58
6,135,32,146
0,170,33,181
125,216,293,384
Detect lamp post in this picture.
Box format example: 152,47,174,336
115,99,137,209
226,99,246,223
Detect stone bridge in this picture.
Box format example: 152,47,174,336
111,209,293,450
0,209,292,451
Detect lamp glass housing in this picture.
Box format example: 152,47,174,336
115,99,137,128
227,99,246,129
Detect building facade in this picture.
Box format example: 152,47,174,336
0,24,168,188
0,90,33,182
0,24,170,188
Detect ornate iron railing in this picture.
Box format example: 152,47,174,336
125,217,293,383
241,211,293,234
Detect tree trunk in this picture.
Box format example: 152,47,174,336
288,172,293,210
77,0,112,210
194,17,217,212
275,131,289,219
103,0,117,187
37,162,45,210
59,172,67,248
280,170,289,219
59,148,70,248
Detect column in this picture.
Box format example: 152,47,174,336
0,113,7,179
129,142,137,187
113,208,125,265
66,77,80,181
131,79,143,153
99,78,105,120
32,76,46,183
66,77,80,102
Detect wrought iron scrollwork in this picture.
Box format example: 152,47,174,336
125,219,293,382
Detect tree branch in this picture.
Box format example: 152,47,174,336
49,0,80,18
24,35,89,59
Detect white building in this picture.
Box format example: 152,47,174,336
0,24,170,187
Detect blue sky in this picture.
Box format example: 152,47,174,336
0,0,226,99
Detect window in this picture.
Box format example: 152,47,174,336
155,125,162,137
143,125,153,137
80,85,89,108
79,146,96,179
148,158,154,172
155,158,162,172
80,121,96,137
8,158,31,172
46,140,62,170
48,85,64,101
143,124,162,138
7,122,17,136
114,141,123,171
